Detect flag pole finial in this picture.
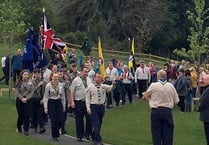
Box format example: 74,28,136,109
42,7,45,13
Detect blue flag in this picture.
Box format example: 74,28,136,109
22,28,48,72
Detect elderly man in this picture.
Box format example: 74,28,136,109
143,69,179,145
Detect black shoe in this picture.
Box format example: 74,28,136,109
24,131,29,136
61,130,67,134
39,128,46,134
77,137,82,142
52,138,58,141
85,135,90,140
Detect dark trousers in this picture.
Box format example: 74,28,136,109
75,101,92,138
48,99,62,138
122,83,132,104
30,98,45,130
90,104,105,143
16,98,31,132
60,101,68,132
13,69,21,83
0,67,6,81
113,91,121,106
151,107,174,145
137,79,147,98
106,92,113,107
204,122,209,145
178,95,186,112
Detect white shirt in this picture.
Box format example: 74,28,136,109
105,67,118,81
1,56,6,68
135,66,150,82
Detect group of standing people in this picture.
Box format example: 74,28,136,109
10,46,209,145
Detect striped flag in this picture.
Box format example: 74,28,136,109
128,37,136,69
40,7,68,60
98,37,105,79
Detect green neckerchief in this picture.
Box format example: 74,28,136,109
81,77,87,88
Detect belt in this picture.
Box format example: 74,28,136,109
75,99,85,102
152,106,171,110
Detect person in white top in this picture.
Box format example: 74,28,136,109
143,69,179,145
86,73,114,145
121,65,134,104
0,55,6,82
135,60,150,98
105,62,118,108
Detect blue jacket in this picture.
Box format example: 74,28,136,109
198,86,209,122
175,75,188,96
11,55,22,70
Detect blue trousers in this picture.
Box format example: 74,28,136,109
151,107,174,145
90,104,105,143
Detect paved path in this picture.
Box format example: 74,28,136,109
28,96,139,145
29,119,94,145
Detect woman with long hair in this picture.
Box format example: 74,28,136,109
15,69,34,135
43,72,66,141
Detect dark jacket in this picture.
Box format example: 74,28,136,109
175,75,188,96
198,86,209,122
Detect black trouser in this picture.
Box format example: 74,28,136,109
16,98,31,132
90,104,105,143
137,79,147,98
106,92,113,107
204,122,209,145
48,99,62,138
151,107,174,145
13,69,21,83
74,100,92,138
113,91,121,106
0,67,6,81
178,95,186,112
122,83,132,104
30,98,45,130
60,101,68,132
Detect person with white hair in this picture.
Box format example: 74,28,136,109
121,65,134,104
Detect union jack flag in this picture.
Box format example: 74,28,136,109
40,10,67,59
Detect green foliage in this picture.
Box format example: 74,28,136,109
0,1,25,44
173,0,209,64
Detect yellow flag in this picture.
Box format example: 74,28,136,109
131,37,135,55
128,37,135,69
98,37,105,79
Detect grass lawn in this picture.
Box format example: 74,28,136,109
0,88,206,145
0,93,55,145
67,101,206,145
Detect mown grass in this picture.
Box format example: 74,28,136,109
66,101,205,145
0,93,56,145
0,90,206,145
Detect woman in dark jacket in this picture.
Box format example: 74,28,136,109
175,69,188,112
198,85,209,145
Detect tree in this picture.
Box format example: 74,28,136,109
0,1,25,44
173,0,209,64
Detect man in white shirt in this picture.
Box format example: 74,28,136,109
135,60,150,99
0,55,6,82
105,62,118,108
143,69,179,145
